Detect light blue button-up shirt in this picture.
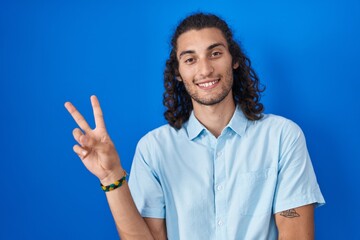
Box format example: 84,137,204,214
129,106,325,239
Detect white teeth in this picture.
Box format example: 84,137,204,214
198,80,218,87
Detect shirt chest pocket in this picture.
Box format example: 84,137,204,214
231,167,277,216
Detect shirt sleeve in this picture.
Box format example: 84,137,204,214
273,120,325,213
128,136,165,219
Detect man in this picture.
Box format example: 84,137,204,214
65,13,325,239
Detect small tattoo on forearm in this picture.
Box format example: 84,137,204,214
280,209,300,218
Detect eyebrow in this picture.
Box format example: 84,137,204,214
178,42,226,59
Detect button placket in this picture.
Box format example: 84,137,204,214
217,219,224,226
214,136,227,238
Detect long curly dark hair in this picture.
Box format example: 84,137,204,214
163,13,265,129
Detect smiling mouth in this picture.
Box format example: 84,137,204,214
197,79,219,88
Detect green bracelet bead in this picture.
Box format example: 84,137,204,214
100,174,127,192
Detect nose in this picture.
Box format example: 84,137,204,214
197,58,214,78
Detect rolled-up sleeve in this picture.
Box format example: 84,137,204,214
273,120,325,213
128,137,165,219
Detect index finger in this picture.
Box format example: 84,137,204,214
90,95,106,129
64,101,92,132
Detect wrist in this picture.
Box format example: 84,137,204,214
100,168,126,186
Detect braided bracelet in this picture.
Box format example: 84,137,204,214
100,171,127,192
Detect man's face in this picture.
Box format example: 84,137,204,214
176,27,239,107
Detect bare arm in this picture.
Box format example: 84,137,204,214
275,204,314,240
105,183,166,240
65,95,166,240
144,218,167,240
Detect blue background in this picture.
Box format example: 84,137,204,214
1,0,359,239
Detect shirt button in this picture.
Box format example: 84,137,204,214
216,185,223,191
217,220,224,226
217,151,222,157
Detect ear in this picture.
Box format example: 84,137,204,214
176,75,183,82
233,61,239,70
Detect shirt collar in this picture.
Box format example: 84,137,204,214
186,111,206,140
226,105,248,137
185,105,248,140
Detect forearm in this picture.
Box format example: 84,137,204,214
105,181,154,240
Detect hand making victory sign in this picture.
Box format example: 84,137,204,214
65,95,162,239
64,95,124,185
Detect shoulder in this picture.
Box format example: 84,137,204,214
139,124,184,144
245,113,305,146
257,113,296,127
258,114,309,154
255,113,303,134
133,124,188,169
136,123,187,153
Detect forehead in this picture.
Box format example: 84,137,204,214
176,28,228,54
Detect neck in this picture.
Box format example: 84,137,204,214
192,95,236,138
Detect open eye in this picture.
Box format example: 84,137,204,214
184,57,195,64
211,51,222,57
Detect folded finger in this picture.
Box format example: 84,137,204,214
72,128,84,143
79,134,97,148
65,102,92,132
73,144,89,159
